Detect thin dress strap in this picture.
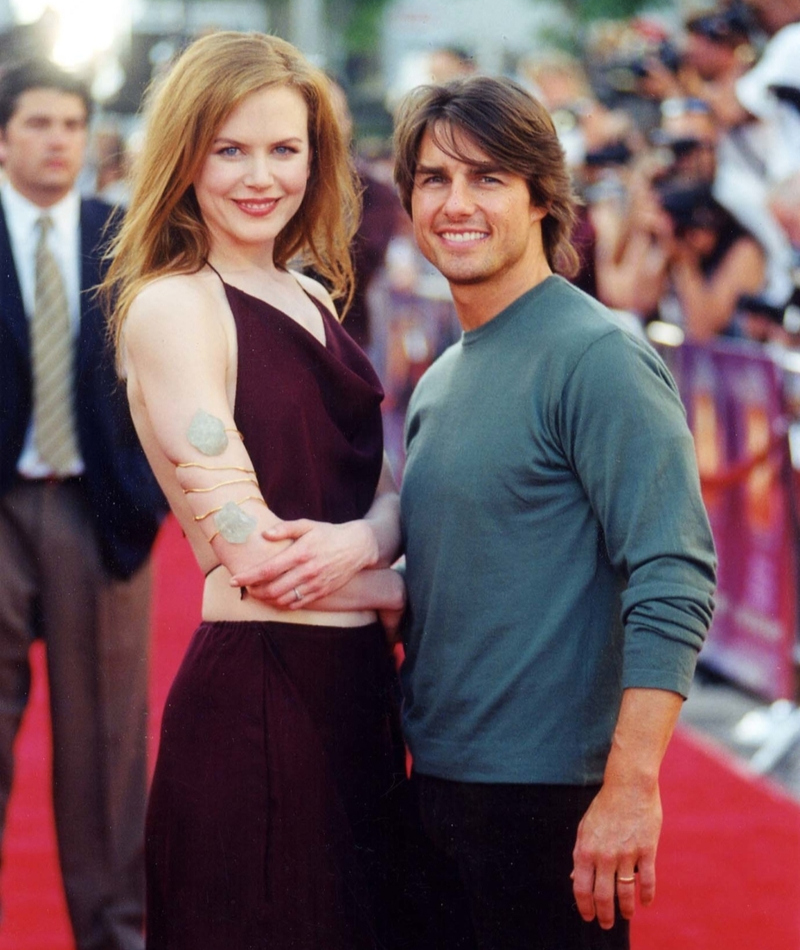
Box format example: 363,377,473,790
205,260,225,284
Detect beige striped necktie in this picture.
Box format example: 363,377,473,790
30,214,80,474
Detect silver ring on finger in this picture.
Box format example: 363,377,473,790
293,586,302,602
616,875,636,884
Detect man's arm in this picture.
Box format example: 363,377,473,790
571,687,683,929
561,327,716,929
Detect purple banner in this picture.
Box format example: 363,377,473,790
662,340,797,700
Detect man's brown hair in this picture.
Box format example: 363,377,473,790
393,75,579,277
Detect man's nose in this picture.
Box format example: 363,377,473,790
49,125,74,147
442,178,474,216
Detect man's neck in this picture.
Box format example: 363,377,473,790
5,180,74,211
450,260,553,332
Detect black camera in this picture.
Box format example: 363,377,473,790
737,294,788,324
629,39,682,79
654,180,723,234
685,6,753,45
584,140,634,168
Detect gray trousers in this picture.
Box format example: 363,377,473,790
0,478,150,950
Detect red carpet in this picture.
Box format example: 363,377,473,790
0,514,797,949
0,517,202,950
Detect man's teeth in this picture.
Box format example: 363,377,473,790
442,231,486,242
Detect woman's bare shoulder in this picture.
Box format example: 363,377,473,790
130,270,220,315
123,270,233,373
126,270,230,337
291,269,338,318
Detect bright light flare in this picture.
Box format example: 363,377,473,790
12,0,129,68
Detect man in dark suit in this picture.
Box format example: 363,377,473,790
0,59,166,950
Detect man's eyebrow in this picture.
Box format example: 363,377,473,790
414,161,504,176
467,162,504,174
414,164,445,176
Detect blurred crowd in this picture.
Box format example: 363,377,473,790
71,0,800,361
372,0,800,362
526,0,800,350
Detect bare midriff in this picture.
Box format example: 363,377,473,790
202,562,378,627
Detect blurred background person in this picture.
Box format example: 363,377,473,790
0,58,166,950
519,51,644,301
591,96,765,340
691,0,800,308
90,123,132,207
327,78,402,350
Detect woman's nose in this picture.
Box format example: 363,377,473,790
244,153,273,187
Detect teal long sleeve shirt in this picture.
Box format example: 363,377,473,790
400,276,717,785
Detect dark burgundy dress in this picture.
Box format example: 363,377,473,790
145,282,409,949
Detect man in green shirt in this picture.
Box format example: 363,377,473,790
393,76,716,949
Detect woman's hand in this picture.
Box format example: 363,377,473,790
229,460,401,608
229,518,379,606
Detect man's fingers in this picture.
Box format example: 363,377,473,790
592,867,617,930
615,871,637,921
571,865,597,922
636,855,657,907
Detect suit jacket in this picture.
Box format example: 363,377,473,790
0,196,167,579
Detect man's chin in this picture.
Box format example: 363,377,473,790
438,267,490,287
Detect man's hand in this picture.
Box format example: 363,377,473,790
229,519,378,607
571,775,662,928
571,687,683,929
379,607,405,645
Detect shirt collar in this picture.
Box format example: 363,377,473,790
0,181,80,238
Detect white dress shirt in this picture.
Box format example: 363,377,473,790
2,181,85,477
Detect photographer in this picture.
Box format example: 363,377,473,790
593,99,765,340
656,179,765,340
685,0,800,306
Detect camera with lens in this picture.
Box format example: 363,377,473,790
736,293,788,325
653,180,724,235
584,140,634,168
628,39,683,79
685,4,753,46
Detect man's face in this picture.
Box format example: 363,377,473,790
410,126,547,299
0,88,88,207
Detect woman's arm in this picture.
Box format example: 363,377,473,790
229,457,402,606
124,276,294,580
126,275,402,614
592,177,673,316
670,236,765,342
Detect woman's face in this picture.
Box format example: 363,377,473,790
684,226,717,257
194,84,311,258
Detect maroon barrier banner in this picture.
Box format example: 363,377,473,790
368,281,460,480
661,340,798,700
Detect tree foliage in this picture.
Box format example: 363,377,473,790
560,0,670,21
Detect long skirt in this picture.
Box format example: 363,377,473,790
145,619,414,950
